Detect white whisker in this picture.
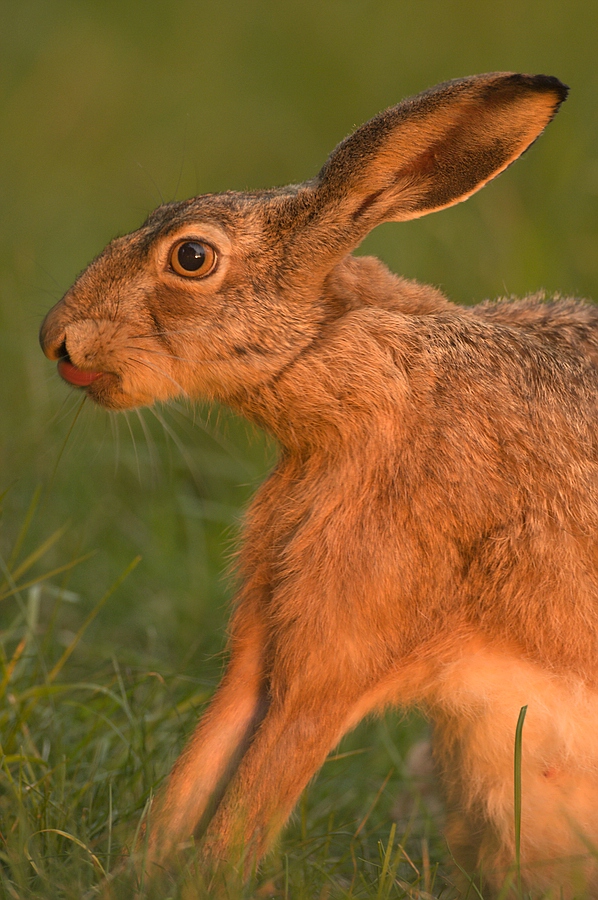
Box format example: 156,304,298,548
148,406,204,491
134,328,202,341
164,402,259,477
109,410,121,474
134,408,160,482
124,344,198,365
46,389,87,427
123,410,141,482
127,356,190,397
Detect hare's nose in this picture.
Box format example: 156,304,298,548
39,310,68,361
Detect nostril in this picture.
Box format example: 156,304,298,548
39,318,68,361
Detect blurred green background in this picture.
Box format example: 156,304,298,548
1,0,597,735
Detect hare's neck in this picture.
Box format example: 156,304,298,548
228,314,415,455
223,258,449,451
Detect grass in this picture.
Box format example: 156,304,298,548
513,705,528,898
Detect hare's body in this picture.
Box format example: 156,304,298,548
40,73,597,894
221,268,598,893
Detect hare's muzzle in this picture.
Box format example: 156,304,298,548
39,307,106,388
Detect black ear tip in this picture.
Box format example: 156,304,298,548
536,74,569,103
521,74,569,105
489,74,569,117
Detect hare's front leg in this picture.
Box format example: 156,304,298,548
200,651,370,872
144,604,269,869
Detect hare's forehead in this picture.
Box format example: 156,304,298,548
139,191,282,245
104,193,290,270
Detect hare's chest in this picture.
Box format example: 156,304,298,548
240,464,441,646
248,464,393,564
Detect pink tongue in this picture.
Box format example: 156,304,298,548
58,358,104,387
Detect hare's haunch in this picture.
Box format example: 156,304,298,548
41,73,598,895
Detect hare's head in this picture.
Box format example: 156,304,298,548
40,73,567,410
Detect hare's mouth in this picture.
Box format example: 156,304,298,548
57,347,105,387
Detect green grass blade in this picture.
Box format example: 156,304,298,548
1,525,68,589
7,485,42,570
0,553,95,603
375,821,396,900
514,704,528,898
47,555,141,683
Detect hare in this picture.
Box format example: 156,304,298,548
39,72,598,896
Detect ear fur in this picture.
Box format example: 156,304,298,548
314,73,568,235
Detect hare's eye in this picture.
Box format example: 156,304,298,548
170,240,217,278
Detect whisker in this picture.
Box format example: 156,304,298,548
172,116,189,202
27,255,65,293
45,388,87,428
123,410,141,482
148,406,204,491
110,409,121,475
165,402,259,477
124,339,235,367
131,328,204,341
124,345,198,365
127,355,190,397
134,408,160,481
135,159,165,205
158,401,200,442
41,394,87,511
111,285,123,324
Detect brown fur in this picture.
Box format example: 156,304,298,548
40,73,598,895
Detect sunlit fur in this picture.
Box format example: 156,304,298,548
40,73,598,895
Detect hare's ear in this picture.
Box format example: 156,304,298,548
314,73,567,236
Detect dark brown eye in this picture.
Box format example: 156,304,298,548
170,240,217,277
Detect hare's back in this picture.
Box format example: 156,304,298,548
473,295,598,368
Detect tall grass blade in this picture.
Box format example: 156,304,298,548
353,767,394,839
47,555,141,683
7,485,42,569
0,553,94,603
375,822,396,900
0,525,67,591
514,704,528,898
26,829,107,877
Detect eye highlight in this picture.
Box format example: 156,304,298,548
170,240,217,278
